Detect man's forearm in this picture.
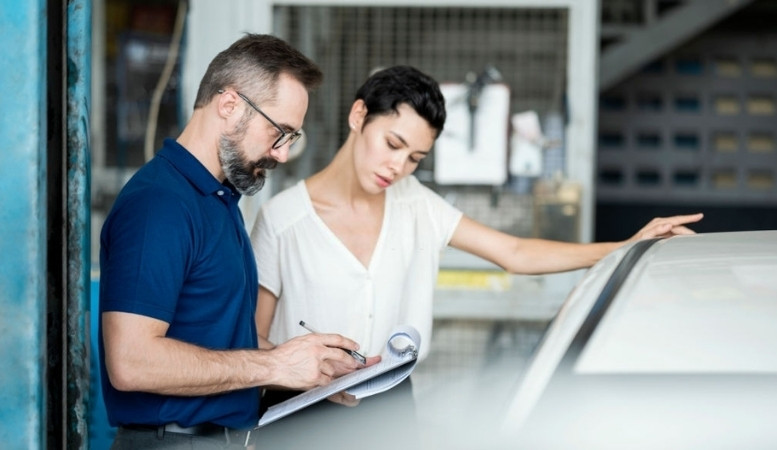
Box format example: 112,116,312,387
106,336,275,396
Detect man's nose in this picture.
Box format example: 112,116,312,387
269,144,289,163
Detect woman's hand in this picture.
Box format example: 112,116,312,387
327,390,360,407
327,354,382,407
628,213,704,242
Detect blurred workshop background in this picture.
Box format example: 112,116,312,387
2,0,775,448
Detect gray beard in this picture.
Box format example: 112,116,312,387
218,129,277,196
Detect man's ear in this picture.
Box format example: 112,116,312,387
216,89,239,119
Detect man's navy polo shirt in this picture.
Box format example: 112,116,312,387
99,138,259,429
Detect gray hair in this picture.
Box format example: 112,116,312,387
193,33,323,109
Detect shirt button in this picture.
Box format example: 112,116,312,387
217,190,224,196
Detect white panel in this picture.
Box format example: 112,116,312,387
434,84,510,185
509,111,544,177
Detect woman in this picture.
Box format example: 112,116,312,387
250,65,702,361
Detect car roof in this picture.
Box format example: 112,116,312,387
580,230,777,374
503,230,777,434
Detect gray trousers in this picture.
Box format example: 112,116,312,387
111,427,251,450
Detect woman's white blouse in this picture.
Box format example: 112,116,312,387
250,175,463,360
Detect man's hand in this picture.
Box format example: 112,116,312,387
265,333,363,390
331,354,382,378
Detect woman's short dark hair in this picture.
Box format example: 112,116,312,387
194,33,323,109
355,66,446,137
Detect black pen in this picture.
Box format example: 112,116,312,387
299,320,367,364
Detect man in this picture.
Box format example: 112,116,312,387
99,34,362,449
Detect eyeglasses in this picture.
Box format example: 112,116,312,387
219,89,303,149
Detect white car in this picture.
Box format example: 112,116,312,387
501,230,777,449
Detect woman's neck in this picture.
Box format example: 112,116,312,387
307,138,382,209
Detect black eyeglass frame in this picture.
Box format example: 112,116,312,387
218,89,303,149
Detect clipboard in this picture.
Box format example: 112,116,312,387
256,325,421,428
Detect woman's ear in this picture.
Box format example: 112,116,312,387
348,99,367,131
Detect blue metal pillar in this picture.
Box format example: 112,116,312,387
0,0,49,448
0,0,91,448
66,0,92,448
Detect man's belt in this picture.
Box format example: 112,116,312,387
124,422,256,447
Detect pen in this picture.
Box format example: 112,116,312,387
299,320,367,364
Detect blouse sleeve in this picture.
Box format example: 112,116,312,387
250,205,282,297
416,179,464,248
